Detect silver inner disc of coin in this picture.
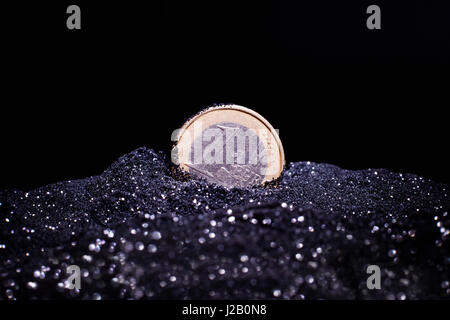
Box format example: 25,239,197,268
187,122,268,188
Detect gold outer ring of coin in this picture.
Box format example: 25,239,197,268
172,104,285,187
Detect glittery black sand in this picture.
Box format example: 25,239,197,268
0,148,449,299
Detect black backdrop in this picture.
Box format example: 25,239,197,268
1,0,449,191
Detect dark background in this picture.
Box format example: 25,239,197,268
1,0,449,191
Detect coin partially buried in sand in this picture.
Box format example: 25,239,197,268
172,104,285,188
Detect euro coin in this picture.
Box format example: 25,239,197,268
172,104,285,188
